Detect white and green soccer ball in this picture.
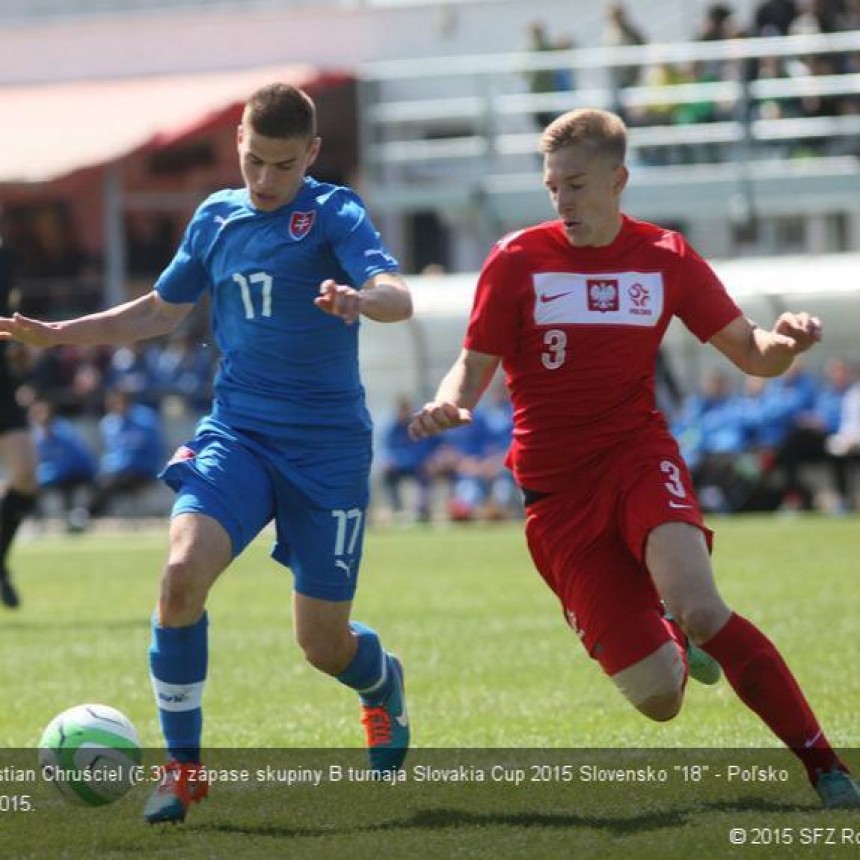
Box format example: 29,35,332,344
38,703,142,806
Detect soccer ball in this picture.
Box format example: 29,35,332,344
38,703,142,806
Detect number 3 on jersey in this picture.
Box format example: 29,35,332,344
541,329,568,370
233,271,273,319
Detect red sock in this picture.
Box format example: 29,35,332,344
701,613,843,783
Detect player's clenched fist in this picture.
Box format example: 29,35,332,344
772,311,822,354
314,279,362,324
408,402,472,440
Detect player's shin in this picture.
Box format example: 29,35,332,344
148,612,208,763
701,612,845,782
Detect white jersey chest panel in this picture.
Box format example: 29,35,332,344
532,271,665,327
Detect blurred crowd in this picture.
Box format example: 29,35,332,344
671,356,860,515
526,0,860,163
10,329,215,419
377,358,860,525
377,384,521,526
8,331,215,530
31,388,166,531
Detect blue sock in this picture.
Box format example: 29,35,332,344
337,621,393,705
148,612,208,763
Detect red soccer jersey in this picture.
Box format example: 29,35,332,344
464,215,743,492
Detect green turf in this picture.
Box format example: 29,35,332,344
1,515,858,858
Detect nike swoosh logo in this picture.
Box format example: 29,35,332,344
804,730,823,748
668,501,693,509
394,669,408,728
540,291,573,303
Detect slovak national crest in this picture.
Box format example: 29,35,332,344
289,210,316,241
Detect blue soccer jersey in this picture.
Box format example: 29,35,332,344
155,177,399,505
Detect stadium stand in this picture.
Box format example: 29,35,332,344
0,0,857,520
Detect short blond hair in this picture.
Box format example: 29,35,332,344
539,108,627,164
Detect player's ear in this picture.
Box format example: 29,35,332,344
306,135,322,167
236,123,244,150
612,164,629,195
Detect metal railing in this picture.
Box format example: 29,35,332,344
360,30,860,183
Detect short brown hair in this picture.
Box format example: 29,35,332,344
243,83,317,139
539,108,627,164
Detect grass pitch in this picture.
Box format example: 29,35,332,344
0,514,858,859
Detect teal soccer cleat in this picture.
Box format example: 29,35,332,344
361,654,409,774
686,638,722,686
663,605,722,686
816,769,860,809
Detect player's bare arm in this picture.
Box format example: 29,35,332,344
408,348,500,440
0,290,193,348
708,312,822,378
314,273,412,325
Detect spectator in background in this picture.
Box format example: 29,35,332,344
699,2,745,41
104,341,161,410
825,369,860,512
378,395,438,524
696,3,746,82
748,359,817,457
524,21,570,129
754,0,799,35
30,397,96,532
752,54,796,129
0,233,37,608
672,369,758,512
631,61,689,163
553,34,577,93
842,0,860,30
432,383,517,522
70,346,112,417
20,343,109,417
86,388,165,522
152,332,215,416
602,1,647,116
748,2,798,93
472,382,519,521
772,356,854,510
432,409,490,522
789,0,845,34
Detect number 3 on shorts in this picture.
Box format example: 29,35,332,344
660,460,687,500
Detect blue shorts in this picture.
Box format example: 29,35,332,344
160,430,367,602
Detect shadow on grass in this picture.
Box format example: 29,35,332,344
0,617,149,632
198,795,810,840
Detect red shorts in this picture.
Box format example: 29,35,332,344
524,431,713,675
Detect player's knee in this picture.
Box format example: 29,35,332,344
159,558,209,624
668,602,730,645
296,630,348,676
635,690,684,722
610,640,686,721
